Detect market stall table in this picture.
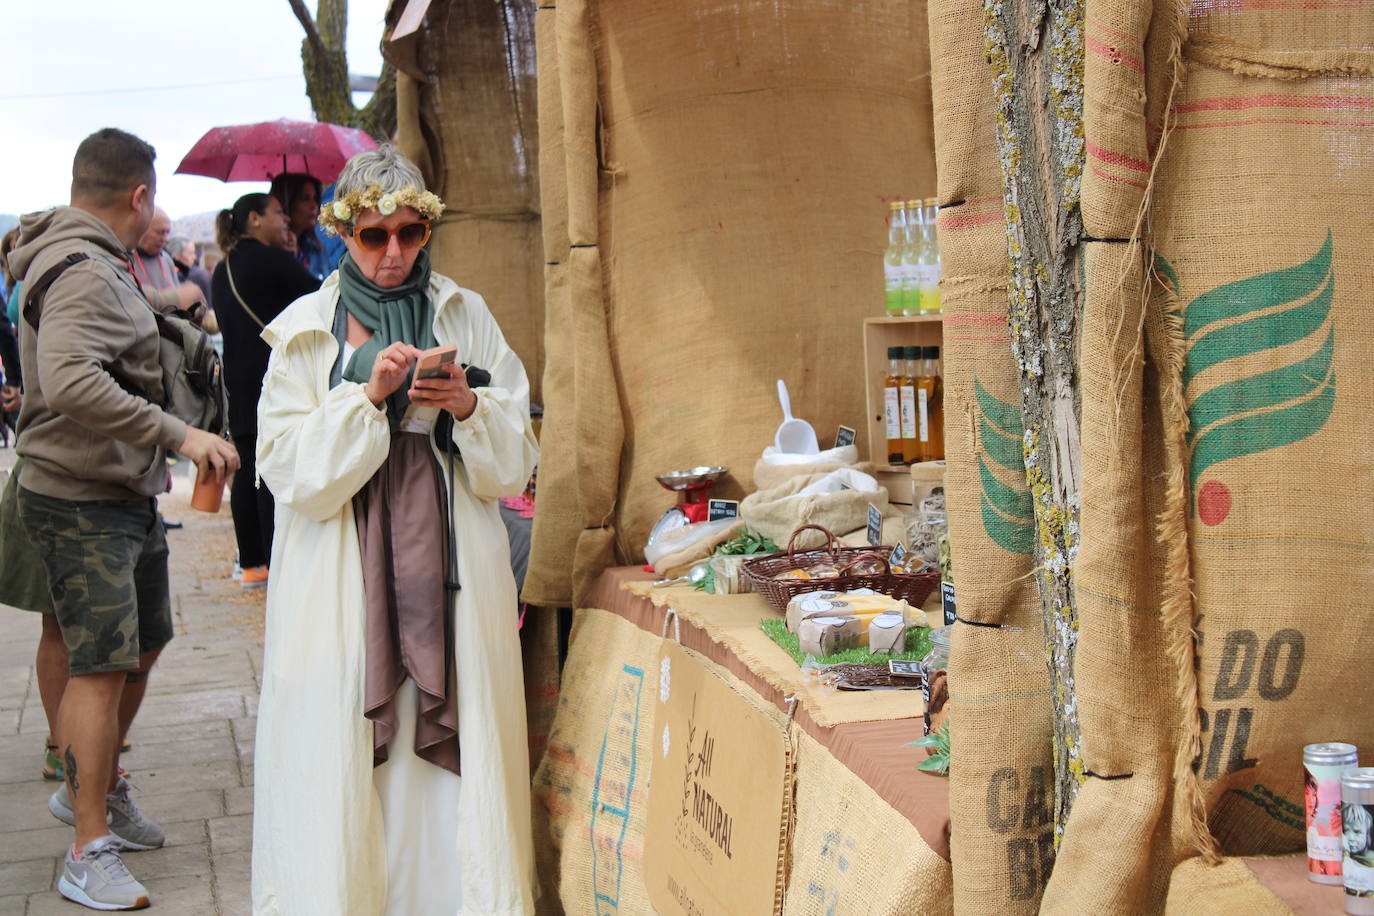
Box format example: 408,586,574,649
531,567,953,915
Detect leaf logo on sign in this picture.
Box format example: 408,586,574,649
1158,231,1336,526
975,380,1033,555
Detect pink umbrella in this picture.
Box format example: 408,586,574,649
174,118,378,183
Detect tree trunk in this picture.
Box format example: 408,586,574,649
288,0,398,140
983,0,1087,843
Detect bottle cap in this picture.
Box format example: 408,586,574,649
924,345,941,359
888,201,904,210
906,199,922,208
887,346,903,359
923,197,939,207
903,346,920,360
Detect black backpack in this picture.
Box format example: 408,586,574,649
24,252,230,437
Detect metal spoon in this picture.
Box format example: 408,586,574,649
652,564,709,588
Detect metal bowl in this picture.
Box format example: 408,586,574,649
654,466,729,492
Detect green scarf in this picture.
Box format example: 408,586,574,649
339,249,437,426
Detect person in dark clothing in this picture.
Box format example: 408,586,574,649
211,193,320,588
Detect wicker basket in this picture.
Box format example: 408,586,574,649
742,524,940,612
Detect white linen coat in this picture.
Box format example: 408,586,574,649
250,271,539,916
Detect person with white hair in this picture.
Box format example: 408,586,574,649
250,144,539,915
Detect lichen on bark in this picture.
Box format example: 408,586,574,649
983,0,1087,844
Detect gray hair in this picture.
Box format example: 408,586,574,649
335,144,428,201
166,235,192,257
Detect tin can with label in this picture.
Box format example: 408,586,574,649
1342,768,1374,914
1306,743,1360,884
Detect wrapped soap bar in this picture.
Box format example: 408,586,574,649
867,612,906,654
798,615,865,657
785,591,844,632
786,590,911,633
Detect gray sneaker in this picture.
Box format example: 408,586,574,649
106,778,165,850
49,777,165,850
57,835,151,910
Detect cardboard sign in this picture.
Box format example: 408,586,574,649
941,580,957,626
835,425,857,449
707,498,740,522
867,503,883,547
645,642,790,916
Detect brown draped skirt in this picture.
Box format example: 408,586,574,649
353,430,460,774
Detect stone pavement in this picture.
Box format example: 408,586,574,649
0,455,264,915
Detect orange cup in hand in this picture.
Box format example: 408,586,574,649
190,464,226,513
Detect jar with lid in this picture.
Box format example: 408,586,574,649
921,625,951,736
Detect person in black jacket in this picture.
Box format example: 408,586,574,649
211,194,320,588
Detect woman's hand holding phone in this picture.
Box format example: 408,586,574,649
365,342,421,407
410,361,477,420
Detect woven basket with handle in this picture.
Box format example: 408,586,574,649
742,523,939,612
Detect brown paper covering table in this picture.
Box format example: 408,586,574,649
587,566,951,860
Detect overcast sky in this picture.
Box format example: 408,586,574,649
3,0,391,219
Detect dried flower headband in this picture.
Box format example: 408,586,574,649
318,184,445,237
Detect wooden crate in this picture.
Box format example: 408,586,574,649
861,316,943,473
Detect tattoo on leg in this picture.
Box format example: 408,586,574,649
64,746,79,793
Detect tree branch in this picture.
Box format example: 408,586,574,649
286,0,328,59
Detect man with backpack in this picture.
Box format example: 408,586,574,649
8,127,239,911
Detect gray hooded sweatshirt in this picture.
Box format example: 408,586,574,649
10,206,187,500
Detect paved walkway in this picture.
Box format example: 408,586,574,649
0,455,263,915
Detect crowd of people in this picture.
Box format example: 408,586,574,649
0,127,538,913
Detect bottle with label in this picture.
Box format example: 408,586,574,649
917,198,942,315
883,203,906,317
915,345,945,461
884,346,904,464
901,345,921,464
901,201,922,317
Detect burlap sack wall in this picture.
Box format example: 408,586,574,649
384,0,545,405
526,0,937,605
927,0,1056,911
1149,0,1374,862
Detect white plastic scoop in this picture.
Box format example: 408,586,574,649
774,379,820,455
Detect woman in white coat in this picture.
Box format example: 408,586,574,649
250,146,539,916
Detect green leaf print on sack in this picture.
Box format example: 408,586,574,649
1158,231,1336,526
974,380,1033,554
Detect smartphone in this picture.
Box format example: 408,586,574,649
415,344,458,380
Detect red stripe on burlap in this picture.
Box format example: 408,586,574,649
1086,140,1151,173
1085,13,1143,47
1175,117,1374,130
1176,93,1374,113
1090,164,1148,190
1087,35,1144,72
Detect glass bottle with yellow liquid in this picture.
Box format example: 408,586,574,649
883,203,906,317
900,345,921,464
884,346,905,463
915,345,945,461
916,198,942,315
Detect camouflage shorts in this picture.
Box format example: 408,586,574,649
17,487,172,676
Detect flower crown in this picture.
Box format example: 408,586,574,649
318,184,445,236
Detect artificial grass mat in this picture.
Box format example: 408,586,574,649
761,617,933,667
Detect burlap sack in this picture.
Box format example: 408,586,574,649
751,446,862,492
1162,857,1291,915
1149,9,1374,860
525,0,937,605
531,607,662,913
382,0,544,404
926,0,1058,909
740,473,889,551
782,728,952,916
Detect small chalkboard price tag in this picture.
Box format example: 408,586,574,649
835,425,857,449
707,498,740,522
867,503,883,547
891,541,908,567
888,659,924,678
941,580,957,626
